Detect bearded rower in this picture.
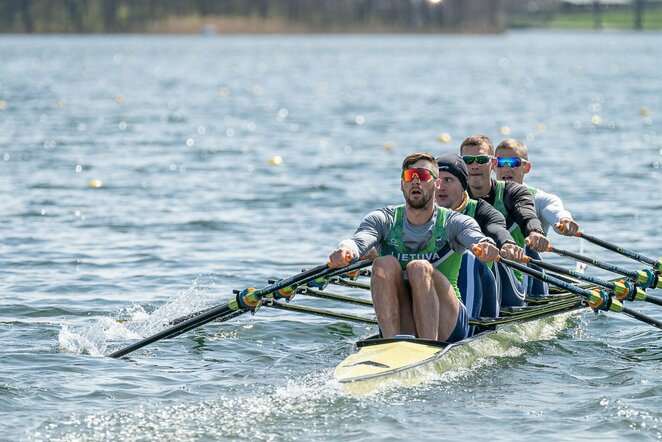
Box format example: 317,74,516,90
328,152,499,342
495,139,580,236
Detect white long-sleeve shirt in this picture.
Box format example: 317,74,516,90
528,185,573,235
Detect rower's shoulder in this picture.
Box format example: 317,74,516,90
363,206,397,222
503,180,535,199
475,199,506,218
446,207,479,226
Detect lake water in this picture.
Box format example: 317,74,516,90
0,31,661,441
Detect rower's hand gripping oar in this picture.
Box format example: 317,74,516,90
108,258,365,359
498,256,662,330
519,255,662,307
557,224,662,273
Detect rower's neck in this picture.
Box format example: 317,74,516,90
469,180,492,199
405,201,435,226
452,191,470,212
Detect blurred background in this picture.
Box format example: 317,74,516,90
1,1,661,441
1,0,661,34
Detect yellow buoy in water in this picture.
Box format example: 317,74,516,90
269,155,283,166
499,126,511,136
114,94,124,104
591,115,603,125
0,100,6,111
640,107,651,117
88,179,103,188
437,133,452,144
383,142,395,152
535,123,546,132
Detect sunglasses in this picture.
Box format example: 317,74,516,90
402,168,438,182
496,157,527,168
462,155,492,165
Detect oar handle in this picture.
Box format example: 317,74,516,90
555,223,581,237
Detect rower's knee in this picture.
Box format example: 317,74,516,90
406,260,434,280
372,255,401,281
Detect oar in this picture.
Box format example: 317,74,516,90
108,261,356,359
499,257,662,330
558,225,662,272
262,300,378,325
520,256,662,306
167,260,374,326
546,245,661,290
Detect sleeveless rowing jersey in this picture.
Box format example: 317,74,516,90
380,205,463,298
492,180,526,282
492,180,526,247
459,198,496,270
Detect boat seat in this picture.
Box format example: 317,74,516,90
458,252,498,336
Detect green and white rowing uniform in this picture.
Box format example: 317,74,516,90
492,180,526,248
339,204,492,299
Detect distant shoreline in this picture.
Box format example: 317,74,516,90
2,11,662,35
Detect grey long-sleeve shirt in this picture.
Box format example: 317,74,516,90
339,205,494,258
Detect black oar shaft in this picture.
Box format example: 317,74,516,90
549,246,661,289
549,246,639,279
500,258,595,300
622,306,662,329
501,258,662,330
643,294,662,307
527,257,662,307
527,257,615,290
108,303,236,358
579,231,662,271
109,263,333,359
264,301,377,325
110,260,375,359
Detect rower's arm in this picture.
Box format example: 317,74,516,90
446,211,495,252
475,199,514,248
534,188,574,234
338,207,394,259
504,181,544,236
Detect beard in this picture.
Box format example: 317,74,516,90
404,185,435,210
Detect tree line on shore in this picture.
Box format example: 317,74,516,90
0,0,505,33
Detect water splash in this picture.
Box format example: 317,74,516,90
57,275,226,356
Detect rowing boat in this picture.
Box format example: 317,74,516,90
333,292,585,395
106,231,662,396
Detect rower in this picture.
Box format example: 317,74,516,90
435,153,526,316
328,152,500,342
459,135,548,301
494,139,581,296
436,153,524,260
494,138,579,237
